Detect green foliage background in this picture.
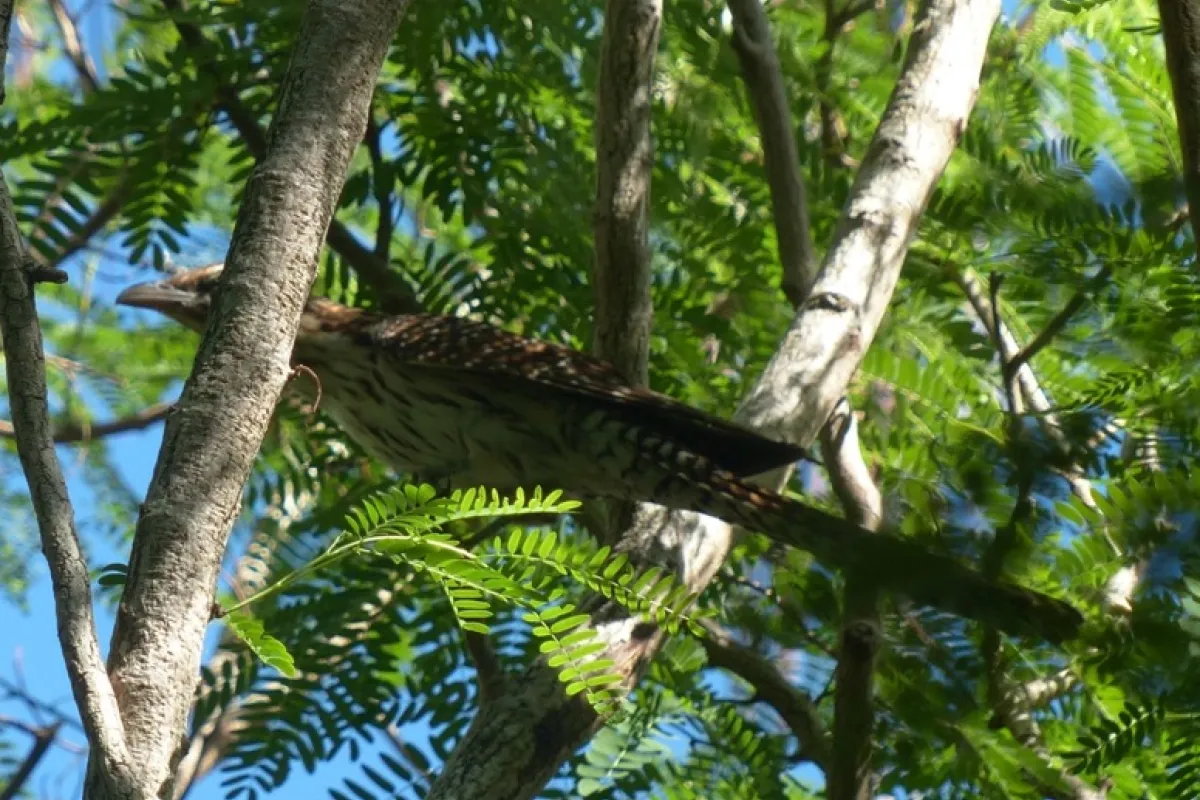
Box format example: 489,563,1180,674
3,0,1200,798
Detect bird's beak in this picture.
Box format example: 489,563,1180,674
116,279,214,333
115,281,199,312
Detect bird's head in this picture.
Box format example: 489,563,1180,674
115,263,225,333
116,264,368,336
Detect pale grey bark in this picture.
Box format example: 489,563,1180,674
0,4,136,793
81,1,413,796
0,166,138,800
427,1,1001,797
738,0,1000,443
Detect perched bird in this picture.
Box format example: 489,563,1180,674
117,264,1083,642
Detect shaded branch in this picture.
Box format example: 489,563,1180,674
365,113,395,259
0,112,134,800
955,267,1099,505
728,0,817,306
0,402,171,443
0,720,61,800
462,630,504,706
1158,0,1200,249
699,619,830,769
0,1,12,106
820,401,883,800
590,0,661,387
1003,266,1110,382
974,283,1104,800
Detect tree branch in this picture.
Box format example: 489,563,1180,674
728,0,817,306
0,720,61,800
699,620,830,769
161,0,421,313
427,1,1002,796
589,0,662,549
365,113,396,259
1003,266,1109,382
84,2,414,795
1158,0,1200,249
0,1,12,107
821,401,883,800
47,0,99,94
31,175,134,273
0,402,172,443
972,279,1106,800
0,102,135,800
591,0,661,387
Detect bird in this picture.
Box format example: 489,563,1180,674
117,264,1083,642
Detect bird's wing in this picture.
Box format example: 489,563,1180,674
356,313,811,477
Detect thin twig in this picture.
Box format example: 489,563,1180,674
1004,266,1110,380
0,402,172,443
0,720,61,800
698,619,829,769
47,0,99,93
31,175,134,273
365,113,395,259
0,676,86,735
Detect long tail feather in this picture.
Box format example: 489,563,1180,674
639,450,1083,643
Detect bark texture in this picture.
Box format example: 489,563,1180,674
1159,0,1200,245
82,1,412,796
591,0,662,387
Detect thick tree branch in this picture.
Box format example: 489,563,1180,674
589,0,661,549
427,1,1002,796
592,0,662,388
699,620,830,769
728,0,817,306
1158,0,1200,248
0,24,134,791
0,402,171,443
161,0,421,314
83,2,413,796
591,0,661,387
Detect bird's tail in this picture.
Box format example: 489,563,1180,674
635,449,1083,644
